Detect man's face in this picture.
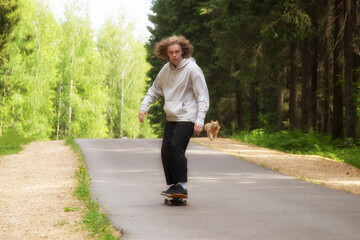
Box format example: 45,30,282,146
167,44,183,66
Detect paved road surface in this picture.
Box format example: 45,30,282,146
76,138,360,240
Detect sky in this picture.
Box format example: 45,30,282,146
47,0,153,40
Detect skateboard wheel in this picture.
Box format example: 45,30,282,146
165,198,173,205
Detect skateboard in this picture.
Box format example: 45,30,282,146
164,196,187,206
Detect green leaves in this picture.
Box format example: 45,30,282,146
0,0,155,139
259,1,312,41
0,0,20,67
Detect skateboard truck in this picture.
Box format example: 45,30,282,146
164,197,187,206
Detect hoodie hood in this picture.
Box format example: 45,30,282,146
169,57,195,70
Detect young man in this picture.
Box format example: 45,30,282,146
138,35,209,198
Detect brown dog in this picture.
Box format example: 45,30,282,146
204,120,221,140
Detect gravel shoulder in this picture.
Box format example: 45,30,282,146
1,137,360,239
0,140,91,240
191,137,360,195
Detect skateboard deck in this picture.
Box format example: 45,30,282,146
161,191,188,206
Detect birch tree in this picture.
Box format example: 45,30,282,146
97,16,153,138
57,0,109,138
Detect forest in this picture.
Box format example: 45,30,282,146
1,0,360,143
147,0,360,142
0,0,155,139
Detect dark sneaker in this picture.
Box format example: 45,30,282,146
161,185,177,196
169,184,188,199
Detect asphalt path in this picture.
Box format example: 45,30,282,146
76,138,360,240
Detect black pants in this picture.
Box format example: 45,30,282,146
161,121,194,185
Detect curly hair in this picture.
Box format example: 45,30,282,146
155,35,194,60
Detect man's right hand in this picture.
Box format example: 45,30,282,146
138,110,148,123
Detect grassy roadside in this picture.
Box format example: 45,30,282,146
65,137,121,240
231,129,360,169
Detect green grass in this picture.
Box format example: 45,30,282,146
0,127,31,156
231,129,360,169
65,137,121,240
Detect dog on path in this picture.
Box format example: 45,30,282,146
204,120,221,140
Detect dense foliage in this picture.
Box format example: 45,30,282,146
0,0,19,67
146,0,360,142
0,0,155,139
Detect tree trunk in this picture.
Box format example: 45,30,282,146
322,0,333,134
311,36,319,132
120,70,124,137
235,88,244,130
277,70,285,131
353,0,360,117
56,77,62,140
343,0,355,139
301,38,313,131
67,79,73,136
323,52,331,135
289,42,299,129
332,0,344,140
250,82,259,130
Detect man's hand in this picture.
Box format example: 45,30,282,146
194,123,203,136
138,110,148,123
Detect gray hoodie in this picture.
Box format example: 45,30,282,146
140,57,209,126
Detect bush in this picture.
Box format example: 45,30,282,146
0,127,31,156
